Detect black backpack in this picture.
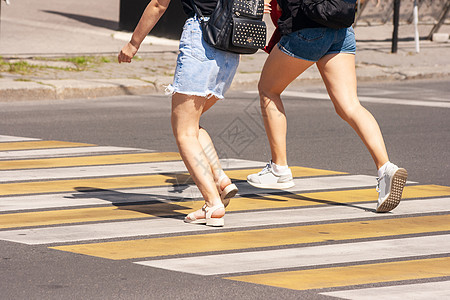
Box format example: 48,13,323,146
301,0,357,29
190,0,267,54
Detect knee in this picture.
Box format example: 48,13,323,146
174,131,198,147
172,124,198,144
336,102,363,122
258,81,281,107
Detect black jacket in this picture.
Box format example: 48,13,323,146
277,0,322,35
182,0,217,17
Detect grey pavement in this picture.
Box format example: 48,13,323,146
0,0,449,101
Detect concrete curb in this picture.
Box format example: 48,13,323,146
0,68,448,101
0,77,171,101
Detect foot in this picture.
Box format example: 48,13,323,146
247,161,294,189
376,163,408,213
184,203,225,227
216,174,238,207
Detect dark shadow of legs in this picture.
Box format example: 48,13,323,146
66,187,196,220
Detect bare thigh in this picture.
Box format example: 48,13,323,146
316,53,359,114
171,93,208,137
259,46,315,96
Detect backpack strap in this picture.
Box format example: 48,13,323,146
188,0,207,22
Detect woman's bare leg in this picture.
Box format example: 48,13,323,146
171,93,224,218
258,46,315,166
198,98,231,190
316,53,389,168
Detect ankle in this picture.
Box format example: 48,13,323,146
271,160,290,175
377,161,391,177
206,198,224,207
216,173,231,191
205,201,225,218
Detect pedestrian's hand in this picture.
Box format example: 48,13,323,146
264,0,272,13
118,42,138,64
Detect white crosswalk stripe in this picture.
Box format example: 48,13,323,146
136,235,450,275
0,135,41,142
0,197,448,245
320,281,450,299
0,174,379,212
0,146,147,160
0,159,264,182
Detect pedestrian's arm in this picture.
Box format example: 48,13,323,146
118,0,171,63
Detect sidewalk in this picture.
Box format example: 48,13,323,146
0,0,449,101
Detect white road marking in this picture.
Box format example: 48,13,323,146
0,159,264,182
0,174,378,212
0,146,148,160
136,235,450,275
0,135,41,142
0,197,447,245
245,91,450,108
320,281,450,300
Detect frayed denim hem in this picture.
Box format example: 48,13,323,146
165,85,224,100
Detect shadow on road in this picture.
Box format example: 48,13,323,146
42,10,119,30
64,172,377,221
66,186,196,220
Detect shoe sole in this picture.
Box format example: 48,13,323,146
184,219,206,225
184,218,224,227
206,217,224,227
247,180,295,189
221,184,238,208
376,168,408,213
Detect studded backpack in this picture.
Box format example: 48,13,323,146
189,0,267,54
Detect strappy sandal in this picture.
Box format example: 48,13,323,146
216,174,238,207
184,203,225,227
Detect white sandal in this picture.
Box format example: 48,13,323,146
184,203,225,227
216,174,238,207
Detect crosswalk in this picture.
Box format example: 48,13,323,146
0,134,449,298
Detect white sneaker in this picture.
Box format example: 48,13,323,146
376,163,408,212
247,161,295,189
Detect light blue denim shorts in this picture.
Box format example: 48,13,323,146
278,26,356,62
166,17,240,99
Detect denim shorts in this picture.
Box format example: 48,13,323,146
166,17,240,99
278,26,356,62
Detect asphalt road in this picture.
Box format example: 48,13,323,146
0,79,449,299
1,79,448,184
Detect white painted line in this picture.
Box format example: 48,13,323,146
321,281,450,300
0,175,377,212
135,235,450,275
0,135,41,142
113,32,180,46
0,197,447,245
245,91,450,108
0,146,147,160
0,158,264,182
358,95,450,108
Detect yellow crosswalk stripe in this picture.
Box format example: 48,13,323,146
0,204,193,229
226,257,450,291
283,184,450,205
50,214,450,260
1,185,447,229
0,166,343,197
401,184,450,199
0,152,182,170
227,184,450,210
0,140,95,151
